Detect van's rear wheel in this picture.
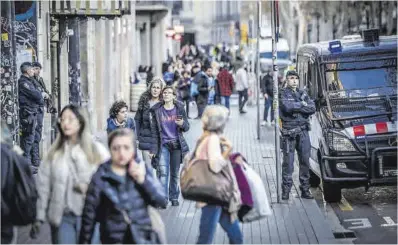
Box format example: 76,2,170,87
322,182,342,202
309,170,321,187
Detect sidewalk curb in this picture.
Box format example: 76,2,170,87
292,159,355,244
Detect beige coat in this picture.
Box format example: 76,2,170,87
195,134,241,222
36,141,110,226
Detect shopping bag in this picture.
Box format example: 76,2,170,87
230,153,254,220
241,163,272,222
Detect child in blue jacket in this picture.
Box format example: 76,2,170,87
107,101,136,135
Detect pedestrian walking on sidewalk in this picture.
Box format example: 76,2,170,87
1,122,37,244
79,129,167,244
279,70,316,200
194,105,243,244
135,77,166,170
107,100,136,135
150,86,190,207
31,104,110,244
235,63,249,114
191,65,202,117
163,65,174,86
196,66,212,118
217,65,234,111
177,71,192,118
260,71,275,126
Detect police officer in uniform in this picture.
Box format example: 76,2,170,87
279,70,316,200
31,62,50,173
18,62,47,173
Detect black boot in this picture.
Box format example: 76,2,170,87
282,187,290,200
301,189,314,199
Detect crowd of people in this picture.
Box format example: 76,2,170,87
2,46,315,244
158,54,257,119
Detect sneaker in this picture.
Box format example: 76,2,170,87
260,121,267,127
271,121,275,126
171,200,179,206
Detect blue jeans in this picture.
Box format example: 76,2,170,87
158,145,182,201
50,213,100,244
197,205,243,244
220,96,231,110
264,97,275,122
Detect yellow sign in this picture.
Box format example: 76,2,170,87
240,23,248,44
2,33,8,41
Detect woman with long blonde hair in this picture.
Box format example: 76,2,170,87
31,104,110,244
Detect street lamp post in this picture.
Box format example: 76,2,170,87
271,0,282,203
256,1,261,140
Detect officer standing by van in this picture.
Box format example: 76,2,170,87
279,70,316,200
18,62,48,172
31,62,50,173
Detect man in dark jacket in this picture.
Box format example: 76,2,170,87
196,66,212,118
279,70,316,200
18,62,47,170
260,71,274,126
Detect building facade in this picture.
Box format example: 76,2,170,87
1,0,170,157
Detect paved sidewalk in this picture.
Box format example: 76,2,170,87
158,104,339,244
15,101,339,244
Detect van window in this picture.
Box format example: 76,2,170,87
325,67,397,91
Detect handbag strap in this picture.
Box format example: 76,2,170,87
68,156,80,184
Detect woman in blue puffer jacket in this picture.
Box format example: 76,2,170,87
79,128,167,244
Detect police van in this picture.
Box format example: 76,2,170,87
296,30,397,202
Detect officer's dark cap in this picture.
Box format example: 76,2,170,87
20,62,32,73
286,70,299,79
32,62,42,68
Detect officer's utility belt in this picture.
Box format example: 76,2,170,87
281,125,308,138
20,107,38,125
20,106,38,114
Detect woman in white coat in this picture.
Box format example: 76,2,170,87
31,104,110,244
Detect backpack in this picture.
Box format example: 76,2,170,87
6,146,38,225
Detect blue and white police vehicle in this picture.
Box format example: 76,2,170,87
296,29,397,202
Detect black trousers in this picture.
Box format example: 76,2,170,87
32,107,44,169
196,94,208,118
183,99,190,117
281,130,311,192
238,89,248,112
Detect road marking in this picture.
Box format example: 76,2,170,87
338,196,354,211
381,217,398,227
344,218,372,229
